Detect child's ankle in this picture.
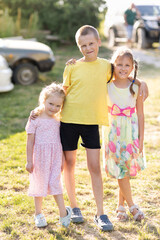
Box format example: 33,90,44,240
35,211,42,216
60,209,67,218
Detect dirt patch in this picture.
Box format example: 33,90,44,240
132,48,160,67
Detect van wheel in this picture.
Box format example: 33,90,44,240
108,29,116,48
137,28,147,49
13,63,38,85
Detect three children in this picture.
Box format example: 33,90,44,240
26,25,148,230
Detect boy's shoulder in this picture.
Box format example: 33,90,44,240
64,58,110,72
98,57,110,64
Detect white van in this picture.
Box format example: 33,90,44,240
0,55,14,92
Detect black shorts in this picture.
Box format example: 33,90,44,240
60,122,101,151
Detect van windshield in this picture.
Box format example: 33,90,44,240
136,5,160,16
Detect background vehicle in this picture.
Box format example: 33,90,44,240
0,55,13,92
0,38,55,85
104,0,160,49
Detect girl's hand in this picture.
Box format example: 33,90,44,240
66,58,77,65
139,139,143,153
26,162,34,173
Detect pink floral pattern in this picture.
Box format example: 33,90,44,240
25,118,63,196
103,82,146,179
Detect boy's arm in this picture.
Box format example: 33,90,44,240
129,78,149,101
136,88,144,153
26,133,35,173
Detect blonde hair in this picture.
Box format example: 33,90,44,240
36,82,65,115
75,25,100,45
111,47,138,96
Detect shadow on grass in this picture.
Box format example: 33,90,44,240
46,220,129,240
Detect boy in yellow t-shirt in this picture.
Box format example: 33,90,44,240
60,25,114,231
60,25,148,231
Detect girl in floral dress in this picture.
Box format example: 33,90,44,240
103,47,146,221
25,83,71,228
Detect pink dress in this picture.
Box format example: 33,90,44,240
25,117,63,197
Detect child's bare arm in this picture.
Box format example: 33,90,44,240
136,88,144,153
26,134,35,173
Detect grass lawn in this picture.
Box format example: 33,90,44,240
0,43,160,240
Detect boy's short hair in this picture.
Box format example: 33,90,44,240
75,25,100,45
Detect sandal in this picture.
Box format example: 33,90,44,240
129,204,145,221
116,205,128,222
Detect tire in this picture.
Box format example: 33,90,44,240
137,28,147,49
13,63,38,85
108,29,116,48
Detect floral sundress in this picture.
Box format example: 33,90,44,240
102,82,146,179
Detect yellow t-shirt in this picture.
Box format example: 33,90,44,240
61,58,112,126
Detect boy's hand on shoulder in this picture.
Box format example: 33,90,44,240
26,162,33,173
140,81,149,101
66,58,77,65
128,77,149,101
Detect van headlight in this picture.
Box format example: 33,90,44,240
146,20,158,29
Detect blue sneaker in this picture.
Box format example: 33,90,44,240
94,214,113,231
71,207,84,223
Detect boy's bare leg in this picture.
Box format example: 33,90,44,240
64,150,77,208
86,148,104,216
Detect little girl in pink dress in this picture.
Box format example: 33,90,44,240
25,83,71,228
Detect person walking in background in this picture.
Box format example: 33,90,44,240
124,3,141,47
103,47,146,222
25,83,71,228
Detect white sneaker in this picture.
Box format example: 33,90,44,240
59,206,72,227
34,213,47,228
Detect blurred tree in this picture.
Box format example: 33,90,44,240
0,0,107,41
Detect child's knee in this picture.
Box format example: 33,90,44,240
88,162,101,175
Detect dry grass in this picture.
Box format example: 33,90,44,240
0,44,160,240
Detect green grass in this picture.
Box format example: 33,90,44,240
0,43,160,240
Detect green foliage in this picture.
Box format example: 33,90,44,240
1,0,107,41
0,8,15,37
0,6,40,38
